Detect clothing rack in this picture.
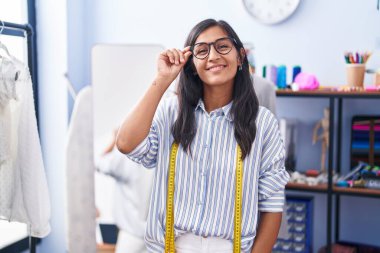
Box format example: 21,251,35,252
0,21,38,253
1,21,39,122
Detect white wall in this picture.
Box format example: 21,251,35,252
80,0,380,87
36,0,68,252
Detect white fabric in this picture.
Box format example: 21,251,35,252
115,230,148,253
0,57,18,167
253,75,277,116
175,233,233,253
95,141,154,252
66,86,97,253
0,103,14,218
0,55,51,238
0,57,18,108
96,148,154,238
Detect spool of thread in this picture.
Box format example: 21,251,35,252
277,65,287,89
292,66,301,82
305,169,319,177
353,179,365,188
263,65,267,78
266,65,277,85
336,180,349,188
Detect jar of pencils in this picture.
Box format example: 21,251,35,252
344,52,371,88
346,64,366,88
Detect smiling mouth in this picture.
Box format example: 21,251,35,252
207,65,227,71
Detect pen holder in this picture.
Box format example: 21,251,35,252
375,72,380,87
346,64,366,88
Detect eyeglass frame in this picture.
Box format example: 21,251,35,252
190,37,238,60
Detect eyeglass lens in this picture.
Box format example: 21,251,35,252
193,38,234,59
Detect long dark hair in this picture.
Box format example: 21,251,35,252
171,19,259,159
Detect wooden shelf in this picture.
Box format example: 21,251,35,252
286,182,328,193
97,243,116,253
276,89,380,98
333,186,380,198
286,183,380,198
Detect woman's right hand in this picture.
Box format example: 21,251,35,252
155,46,192,89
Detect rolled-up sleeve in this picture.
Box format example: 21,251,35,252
258,112,290,212
124,97,170,169
125,124,159,168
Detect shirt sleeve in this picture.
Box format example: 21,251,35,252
258,111,290,212
19,71,51,237
124,98,169,169
125,124,159,169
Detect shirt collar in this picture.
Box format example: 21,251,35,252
195,99,233,122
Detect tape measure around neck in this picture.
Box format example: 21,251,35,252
165,143,243,253
165,142,178,253
234,144,243,253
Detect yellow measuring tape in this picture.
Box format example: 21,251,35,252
165,142,243,253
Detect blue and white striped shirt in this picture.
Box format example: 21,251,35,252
126,96,289,253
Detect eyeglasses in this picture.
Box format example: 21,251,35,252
191,37,237,60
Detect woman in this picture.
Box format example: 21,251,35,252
117,19,289,253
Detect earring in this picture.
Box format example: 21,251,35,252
239,65,242,71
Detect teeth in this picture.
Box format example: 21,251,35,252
209,65,224,71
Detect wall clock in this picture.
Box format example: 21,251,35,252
243,0,300,25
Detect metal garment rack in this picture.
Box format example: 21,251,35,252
0,21,39,253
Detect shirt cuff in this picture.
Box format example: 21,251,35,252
127,135,150,158
258,189,285,212
30,223,51,238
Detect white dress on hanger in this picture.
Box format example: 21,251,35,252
0,55,51,238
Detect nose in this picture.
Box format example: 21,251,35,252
208,44,220,60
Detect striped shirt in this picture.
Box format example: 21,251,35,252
126,96,289,253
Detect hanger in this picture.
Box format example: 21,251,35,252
0,20,12,59
64,73,78,100
0,20,23,83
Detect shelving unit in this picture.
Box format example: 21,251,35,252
333,186,380,198
286,183,328,193
274,196,314,253
278,90,380,253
